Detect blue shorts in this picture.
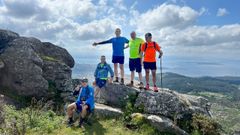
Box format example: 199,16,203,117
143,62,157,70
96,78,107,88
129,58,142,73
112,56,124,64
75,101,90,113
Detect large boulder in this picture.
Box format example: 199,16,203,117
97,83,140,108
0,37,48,97
33,42,74,68
135,89,210,120
97,83,210,120
0,29,75,101
0,29,19,53
131,113,189,135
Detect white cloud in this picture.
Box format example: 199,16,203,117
158,24,240,47
132,3,199,32
217,8,229,17
0,0,121,42
129,4,240,59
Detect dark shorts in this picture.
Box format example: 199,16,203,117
96,78,107,88
76,101,90,112
143,62,157,70
112,56,124,64
129,58,142,73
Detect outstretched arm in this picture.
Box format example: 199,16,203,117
93,39,112,46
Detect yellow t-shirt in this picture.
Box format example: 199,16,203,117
129,38,144,59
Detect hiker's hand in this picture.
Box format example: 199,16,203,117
92,42,98,46
159,50,163,58
108,78,113,84
75,85,80,91
92,80,96,86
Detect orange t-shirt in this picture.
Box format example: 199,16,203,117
141,42,161,62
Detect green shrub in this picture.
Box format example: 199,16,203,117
191,114,221,135
0,98,64,135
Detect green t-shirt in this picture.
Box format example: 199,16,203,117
129,38,144,59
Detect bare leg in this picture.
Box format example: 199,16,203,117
152,70,156,86
120,64,124,79
81,105,89,118
114,63,118,78
67,103,77,118
131,71,135,82
145,69,150,84
94,87,101,98
138,72,143,83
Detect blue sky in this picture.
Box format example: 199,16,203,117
0,0,239,76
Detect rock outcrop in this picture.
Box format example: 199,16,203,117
0,29,74,101
95,82,211,134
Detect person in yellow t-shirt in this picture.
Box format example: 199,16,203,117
125,31,144,88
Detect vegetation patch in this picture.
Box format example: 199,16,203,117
41,55,59,63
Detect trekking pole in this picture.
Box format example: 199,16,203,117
159,55,163,90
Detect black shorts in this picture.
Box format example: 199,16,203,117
112,56,124,64
143,62,157,70
96,78,107,88
76,101,90,113
129,58,142,73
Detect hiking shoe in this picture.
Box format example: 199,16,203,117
67,118,74,127
154,85,158,92
145,84,150,90
78,118,85,128
113,77,119,83
126,81,134,87
120,78,124,85
138,82,144,89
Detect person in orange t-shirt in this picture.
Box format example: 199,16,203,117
141,33,163,92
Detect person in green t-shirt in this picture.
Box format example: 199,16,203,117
125,31,144,88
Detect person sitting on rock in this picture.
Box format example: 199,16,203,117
94,55,114,98
67,78,94,127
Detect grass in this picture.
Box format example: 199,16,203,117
0,101,162,135
27,118,158,135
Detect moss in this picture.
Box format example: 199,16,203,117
41,56,59,62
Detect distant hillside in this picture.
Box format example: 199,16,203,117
152,72,240,96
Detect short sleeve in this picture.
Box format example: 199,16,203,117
141,43,146,52
125,37,129,43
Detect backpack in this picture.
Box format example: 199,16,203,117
144,42,157,52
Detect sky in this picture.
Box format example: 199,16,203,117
0,0,239,76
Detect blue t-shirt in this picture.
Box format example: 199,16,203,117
99,37,129,56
